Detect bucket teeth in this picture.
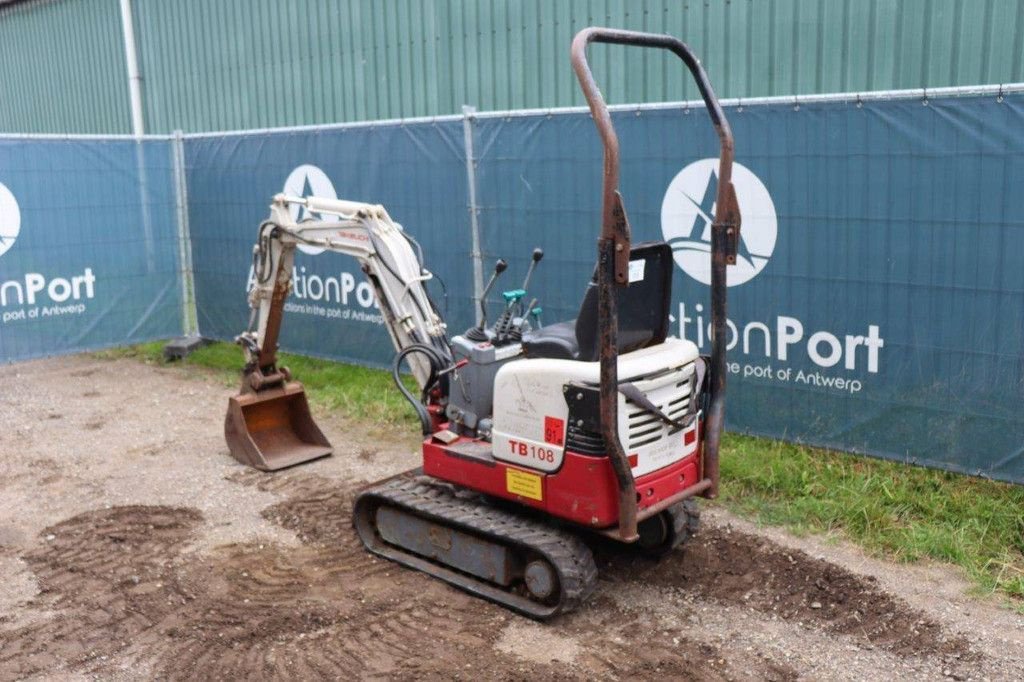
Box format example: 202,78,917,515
224,381,331,471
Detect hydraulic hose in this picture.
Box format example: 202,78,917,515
393,344,446,435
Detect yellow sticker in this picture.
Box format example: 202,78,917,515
505,468,543,501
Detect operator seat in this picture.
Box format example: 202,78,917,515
521,241,673,362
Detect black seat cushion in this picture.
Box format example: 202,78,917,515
521,241,673,362
521,319,578,360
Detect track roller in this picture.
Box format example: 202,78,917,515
636,499,701,558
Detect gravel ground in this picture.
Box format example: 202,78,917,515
0,354,1021,681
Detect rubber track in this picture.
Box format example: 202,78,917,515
353,476,598,620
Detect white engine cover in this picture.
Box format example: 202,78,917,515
491,337,701,477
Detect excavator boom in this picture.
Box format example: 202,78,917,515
225,194,449,470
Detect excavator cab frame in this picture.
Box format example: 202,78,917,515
570,27,741,540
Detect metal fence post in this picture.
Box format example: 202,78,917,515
172,130,197,335
461,105,485,322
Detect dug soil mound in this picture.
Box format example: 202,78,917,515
601,525,973,660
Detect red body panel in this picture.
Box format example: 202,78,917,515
422,420,703,530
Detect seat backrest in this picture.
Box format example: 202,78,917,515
574,241,673,362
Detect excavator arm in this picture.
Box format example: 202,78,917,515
238,194,450,391
225,194,451,470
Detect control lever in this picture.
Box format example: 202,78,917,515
476,258,508,332
520,248,544,293
519,297,539,332
501,247,545,328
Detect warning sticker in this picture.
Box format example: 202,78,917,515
628,258,646,283
506,468,543,501
543,416,565,446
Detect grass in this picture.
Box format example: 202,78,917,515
720,434,1024,603
96,340,420,425
98,340,1024,604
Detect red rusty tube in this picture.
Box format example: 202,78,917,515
570,27,740,540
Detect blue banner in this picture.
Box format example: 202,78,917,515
177,91,1024,483
471,95,1024,482
0,138,183,362
185,122,474,368
4,93,1021,481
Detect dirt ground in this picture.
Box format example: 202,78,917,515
0,355,1022,681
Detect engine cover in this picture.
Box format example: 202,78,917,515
491,337,701,477
446,334,523,434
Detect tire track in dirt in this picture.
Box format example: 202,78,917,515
0,500,531,680
0,506,201,679
3,465,967,680
600,523,975,663
225,471,799,681
0,471,803,681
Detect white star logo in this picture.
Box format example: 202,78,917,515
0,182,21,259
661,159,777,287
282,165,338,256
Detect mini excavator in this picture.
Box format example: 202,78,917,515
225,28,740,618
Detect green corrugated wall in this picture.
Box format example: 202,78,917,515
3,0,1024,134
0,0,131,134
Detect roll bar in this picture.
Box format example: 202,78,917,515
570,27,741,541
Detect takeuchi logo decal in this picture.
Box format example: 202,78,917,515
0,181,21,258
661,159,777,287
282,164,337,256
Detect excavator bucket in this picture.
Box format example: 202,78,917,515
224,382,332,471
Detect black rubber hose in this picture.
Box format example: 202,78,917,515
393,344,445,435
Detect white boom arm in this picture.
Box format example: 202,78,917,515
238,194,449,391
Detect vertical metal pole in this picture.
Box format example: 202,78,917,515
118,0,145,137
131,140,156,273
704,220,728,497
461,105,485,323
121,0,155,277
172,130,197,335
